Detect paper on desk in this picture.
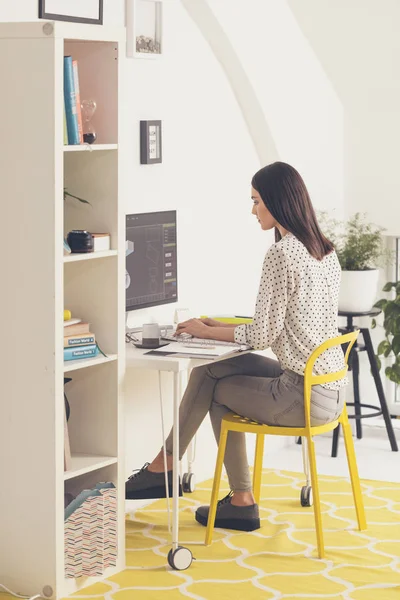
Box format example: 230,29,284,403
148,343,245,358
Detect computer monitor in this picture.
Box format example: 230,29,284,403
125,210,178,311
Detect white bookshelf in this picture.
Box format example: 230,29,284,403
64,455,119,481
0,21,125,599
63,353,118,373
63,249,118,262
64,143,118,152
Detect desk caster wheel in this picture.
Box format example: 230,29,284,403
182,473,196,493
300,485,313,507
167,546,193,570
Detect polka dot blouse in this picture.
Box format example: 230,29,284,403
234,232,346,390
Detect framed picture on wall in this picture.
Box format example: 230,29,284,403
126,0,163,59
140,120,162,164
39,0,103,25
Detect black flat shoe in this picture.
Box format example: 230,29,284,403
195,491,260,531
125,462,183,500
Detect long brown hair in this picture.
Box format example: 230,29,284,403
252,161,334,260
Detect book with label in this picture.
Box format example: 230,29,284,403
72,60,84,144
64,333,95,348
64,344,99,362
63,55,80,145
64,321,90,337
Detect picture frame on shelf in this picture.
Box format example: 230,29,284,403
140,120,162,164
126,0,163,59
39,0,103,25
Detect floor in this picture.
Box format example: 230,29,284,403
264,419,400,484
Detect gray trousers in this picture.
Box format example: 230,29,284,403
165,353,344,492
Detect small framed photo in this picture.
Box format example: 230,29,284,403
39,0,103,25
126,0,163,59
140,120,162,164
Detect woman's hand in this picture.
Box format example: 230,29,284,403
199,317,222,327
175,318,211,339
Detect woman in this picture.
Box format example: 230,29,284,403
126,161,346,532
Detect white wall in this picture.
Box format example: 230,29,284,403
288,0,400,234
0,0,347,483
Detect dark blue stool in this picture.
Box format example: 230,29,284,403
331,309,398,457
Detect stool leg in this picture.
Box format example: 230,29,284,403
331,423,340,457
351,349,363,439
205,424,228,546
253,434,264,505
362,328,398,452
341,408,367,530
307,435,325,558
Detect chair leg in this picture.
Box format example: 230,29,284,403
362,327,398,452
253,434,265,505
301,436,310,486
351,349,363,439
331,423,340,457
205,425,229,546
307,435,325,558
341,410,367,531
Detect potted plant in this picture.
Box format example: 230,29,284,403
318,212,391,312
373,282,400,382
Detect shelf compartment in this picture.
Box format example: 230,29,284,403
64,250,118,263
64,454,117,481
64,40,118,145
64,144,118,152
64,354,117,373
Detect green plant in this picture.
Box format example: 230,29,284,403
318,211,390,270
63,187,91,205
373,281,400,383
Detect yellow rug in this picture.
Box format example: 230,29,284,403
71,470,400,600
2,470,399,600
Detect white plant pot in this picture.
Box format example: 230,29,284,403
339,269,380,313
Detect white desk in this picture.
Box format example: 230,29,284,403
126,343,214,570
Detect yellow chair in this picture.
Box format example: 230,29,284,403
205,330,367,558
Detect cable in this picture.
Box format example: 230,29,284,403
0,584,43,600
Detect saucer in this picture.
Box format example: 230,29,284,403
132,340,170,350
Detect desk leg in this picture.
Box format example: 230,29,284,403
172,371,180,552
167,371,193,571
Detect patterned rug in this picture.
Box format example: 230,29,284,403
67,470,400,600
2,470,399,600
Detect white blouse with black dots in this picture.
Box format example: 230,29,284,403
234,232,346,390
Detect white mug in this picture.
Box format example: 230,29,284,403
142,323,160,347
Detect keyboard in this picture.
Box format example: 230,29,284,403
161,332,244,348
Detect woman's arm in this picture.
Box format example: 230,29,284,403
234,245,290,350
175,319,236,341
201,318,248,328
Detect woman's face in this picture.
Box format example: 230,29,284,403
251,187,277,231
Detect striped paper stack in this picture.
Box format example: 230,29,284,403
65,483,117,578
95,483,117,568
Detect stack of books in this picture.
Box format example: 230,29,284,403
64,311,98,362
64,482,117,578
64,55,83,146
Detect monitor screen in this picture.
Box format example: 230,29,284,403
126,210,178,311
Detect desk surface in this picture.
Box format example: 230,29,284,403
125,342,212,372
125,344,274,372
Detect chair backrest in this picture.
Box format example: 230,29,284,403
303,330,359,428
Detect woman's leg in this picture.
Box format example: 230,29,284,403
149,353,282,472
209,370,307,495
126,353,282,503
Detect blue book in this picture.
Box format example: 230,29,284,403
64,344,99,361
64,56,80,145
